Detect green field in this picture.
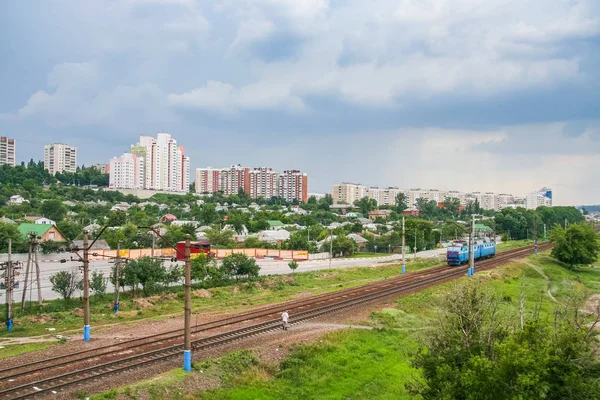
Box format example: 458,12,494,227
0,258,440,341
348,252,389,258
91,252,600,400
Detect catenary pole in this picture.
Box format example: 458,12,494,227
6,240,13,331
328,228,333,270
469,215,475,275
83,230,91,341
114,241,121,314
401,217,406,274
183,234,192,371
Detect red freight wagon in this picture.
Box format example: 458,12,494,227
175,240,211,260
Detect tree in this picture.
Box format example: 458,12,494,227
90,270,107,296
549,224,600,269
409,283,600,399
243,236,270,249
288,260,299,274
415,198,438,220
50,269,81,301
353,197,377,216
164,264,183,287
395,192,408,213
221,253,260,281
124,257,166,296
0,222,24,252
106,210,127,227
205,228,236,248
40,240,63,254
40,199,67,222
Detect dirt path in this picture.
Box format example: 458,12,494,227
515,260,558,303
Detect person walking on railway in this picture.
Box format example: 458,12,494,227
282,310,289,330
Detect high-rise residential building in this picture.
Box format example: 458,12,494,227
109,153,143,189
44,143,77,175
332,183,368,205
368,187,404,206
195,165,309,202
195,167,221,194
219,165,250,196
526,187,552,210
0,137,16,166
278,170,308,203
249,167,279,199
109,133,190,192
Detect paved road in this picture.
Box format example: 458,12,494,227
2,248,447,302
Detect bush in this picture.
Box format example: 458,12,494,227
49,269,82,301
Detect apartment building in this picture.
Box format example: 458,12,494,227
195,167,221,194
368,187,404,206
44,143,77,175
278,170,308,203
220,165,250,196
249,167,279,199
332,183,368,205
109,133,190,192
526,188,552,210
0,137,16,166
109,153,143,189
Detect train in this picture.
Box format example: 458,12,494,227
175,239,212,260
446,239,496,266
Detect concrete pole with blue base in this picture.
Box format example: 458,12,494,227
83,231,91,341
183,235,192,372
401,217,406,274
6,239,13,332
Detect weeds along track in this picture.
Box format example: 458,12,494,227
0,244,547,399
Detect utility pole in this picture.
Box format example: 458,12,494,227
401,217,406,274
34,241,42,306
6,239,12,331
183,234,192,371
544,223,547,241
3,240,20,331
20,237,32,313
151,233,156,257
414,229,417,259
565,218,568,229
114,241,121,314
534,219,538,255
328,228,333,270
469,214,475,275
83,230,91,341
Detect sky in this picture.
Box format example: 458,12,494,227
1,0,599,205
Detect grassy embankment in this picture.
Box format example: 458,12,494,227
0,257,440,353
90,252,600,400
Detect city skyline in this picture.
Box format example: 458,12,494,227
0,135,566,206
1,1,599,204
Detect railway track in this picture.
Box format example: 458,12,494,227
0,243,548,399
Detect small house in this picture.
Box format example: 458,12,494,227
18,223,67,242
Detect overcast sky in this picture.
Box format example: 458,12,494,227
1,0,599,205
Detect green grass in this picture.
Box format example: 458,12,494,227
348,252,389,258
497,239,537,252
0,258,441,339
0,341,58,359
190,253,600,400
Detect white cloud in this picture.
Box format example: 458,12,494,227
167,80,305,113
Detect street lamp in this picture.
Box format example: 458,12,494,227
138,226,193,372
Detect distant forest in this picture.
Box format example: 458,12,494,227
580,205,600,213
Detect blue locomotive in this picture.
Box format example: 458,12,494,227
446,239,496,266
